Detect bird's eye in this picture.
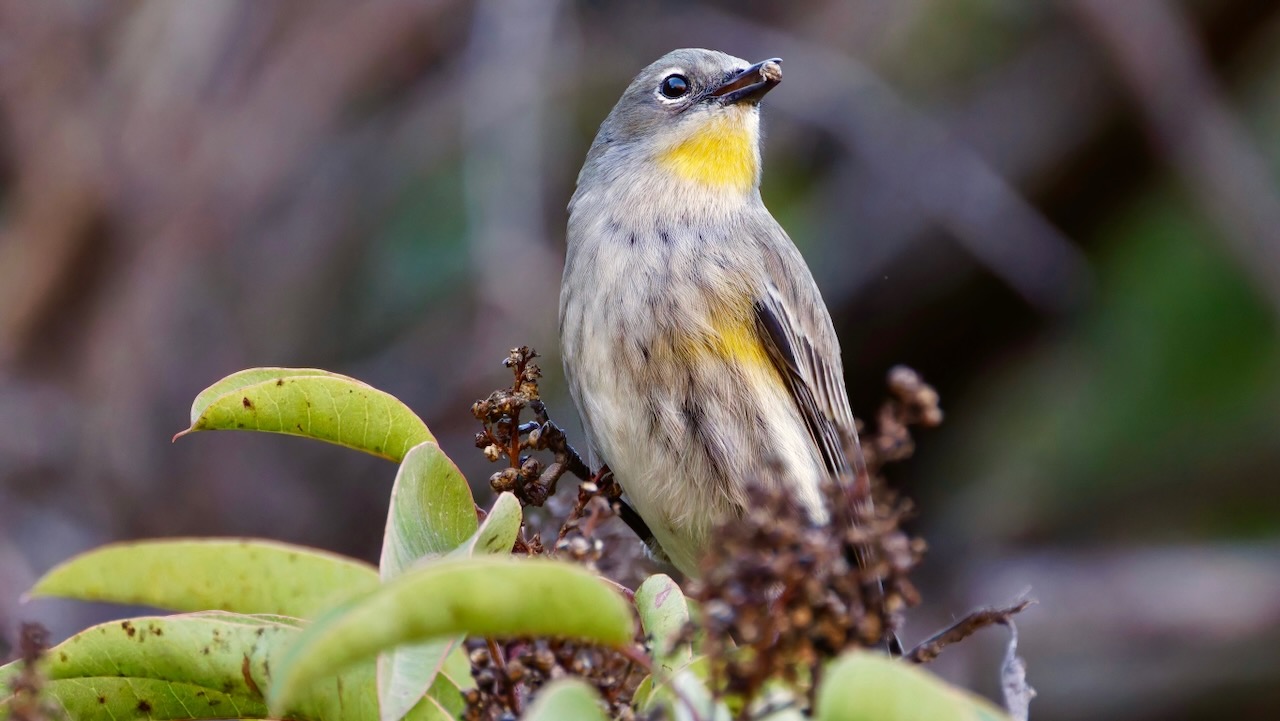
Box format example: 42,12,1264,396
659,74,689,99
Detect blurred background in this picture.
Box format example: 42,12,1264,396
1,0,1278,718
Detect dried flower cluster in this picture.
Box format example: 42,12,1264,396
862,365,944,475
462,636,643,721
686,480,924,713
472,347,590,508
467,349,648,719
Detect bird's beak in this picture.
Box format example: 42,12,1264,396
709,58,783,105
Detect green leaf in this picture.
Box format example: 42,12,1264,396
28,539,379,618
634,573,698,717
523,679,609,721
638,657,715,718
632,675,655,711
11,677,269,721
375,494,518,720
377,444,483,721
448,491,521,558
0,612,465,721
188,368,346,421
665,668,731,721
635,574,692,673
378,639,458,721
411,666,469,721
177,369,433,462
270,556,634,713
380,442,479,577
0,613,375,721
815,652,1011,721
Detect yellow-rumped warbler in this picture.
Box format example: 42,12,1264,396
560,49,863,578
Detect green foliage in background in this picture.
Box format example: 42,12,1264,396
944,187,1280,542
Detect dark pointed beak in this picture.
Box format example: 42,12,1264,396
709,58,782,105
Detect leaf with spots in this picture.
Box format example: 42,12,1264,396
269,556,634,714
28,539,379,619
12,677,269,721
177,369,433,462
632,574,709,716
187,368,347,422
815,652,1014,721
0,613,465,721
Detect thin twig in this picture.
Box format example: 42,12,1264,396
906,597,1035,664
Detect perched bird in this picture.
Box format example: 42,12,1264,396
560,48,864,578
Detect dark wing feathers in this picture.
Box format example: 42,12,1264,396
753,287,856,477
754,253,891,652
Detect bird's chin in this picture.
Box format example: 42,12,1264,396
658,112,761,192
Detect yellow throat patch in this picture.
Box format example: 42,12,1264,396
659,114,758,192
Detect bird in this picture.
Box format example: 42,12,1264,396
559,48,864,578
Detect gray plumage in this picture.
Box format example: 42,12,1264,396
559,48,860,577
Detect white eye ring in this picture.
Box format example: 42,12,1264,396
655,67,690,103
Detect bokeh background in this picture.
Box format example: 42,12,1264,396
2,1,1278,719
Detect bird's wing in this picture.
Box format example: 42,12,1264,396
754,238,892,651
753,280,859,478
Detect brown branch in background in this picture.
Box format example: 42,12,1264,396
905,597,1035,665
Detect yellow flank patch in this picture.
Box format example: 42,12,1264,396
659,115,758,191
709,320,772,369
682,310,774,374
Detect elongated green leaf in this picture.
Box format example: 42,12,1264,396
377,449,487,721
177,371,433,462
424,642,476,720
0,613,349,720
523,679,609,721
189,368,351,421
635,574,692,673
7,677,269,720
381,442,478,576
816,652,1011,721
0,613,461,721
270,556,634,713
28,539,378,618
376,496,515,721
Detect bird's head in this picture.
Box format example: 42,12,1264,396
584,48,782,195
